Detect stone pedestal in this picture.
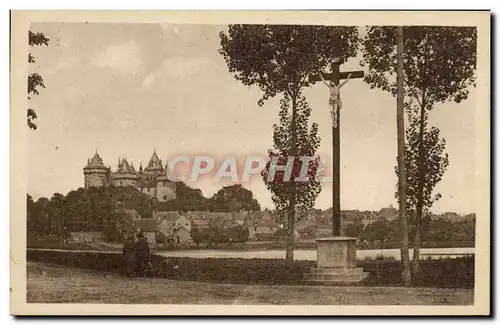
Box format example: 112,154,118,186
305,236,368,285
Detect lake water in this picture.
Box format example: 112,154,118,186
157,247,475,260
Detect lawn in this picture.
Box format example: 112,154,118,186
27,262,474,305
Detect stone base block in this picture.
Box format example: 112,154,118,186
305,267,369,285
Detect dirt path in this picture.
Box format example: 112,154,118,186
27,262,474,305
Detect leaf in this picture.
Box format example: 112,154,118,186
219,25,360,106
27,31,50,131
362,26,477,107
27,108,37,119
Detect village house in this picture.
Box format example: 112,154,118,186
190,216,211,230
252,217,279,241
173,226,191,247
156,219,174,244
154,211,180,244
273,228,301,243
208,212,233,229
154,210,181,222
174,214,192,232
377,206,398,222
153,211,193,247
295,219,319,239
231,210,252,226
186,211,211,230
137,218,159,251
315,224,333,238
173,214,192,247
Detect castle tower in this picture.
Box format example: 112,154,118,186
156,163,176,202
112,157,138,187
143,148,164,177
138,149,164,198
83,150,111,188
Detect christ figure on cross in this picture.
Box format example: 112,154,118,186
308,58,364,236
319,70,352,128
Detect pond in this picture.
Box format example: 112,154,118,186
157,247,475,260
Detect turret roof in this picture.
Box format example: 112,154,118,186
145,149,163,171
84,150,108,169
116,157,136,174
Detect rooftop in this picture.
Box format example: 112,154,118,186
138,218,159,232
84,151,109,170
154,211,181,222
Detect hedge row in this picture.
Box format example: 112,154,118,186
358,256,475,289
27,250,474,288
27,250,312,285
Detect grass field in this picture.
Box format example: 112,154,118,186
27,262,474,305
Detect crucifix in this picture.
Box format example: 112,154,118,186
309,58,364,236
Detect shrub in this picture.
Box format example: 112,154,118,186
27,249,474,288
27,249,312,285
358,256,474,289
27,234,96,251
152,256,312,284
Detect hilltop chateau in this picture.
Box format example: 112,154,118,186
83,149,176,202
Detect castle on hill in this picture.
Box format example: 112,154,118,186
83,149,176,202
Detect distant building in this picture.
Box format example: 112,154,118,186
232,210,251,226
153,211,192,247
253,218,279,240
83,149,176,202
154,211,181,223
378,206,398,222
156,219,175,240
82,151,111,188
273,228,301,242
174,214,192,233
190,218,211,230
137,218,160,250
315,225,333,238
155,211,181,240
173,227,191,247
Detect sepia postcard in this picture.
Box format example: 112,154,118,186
10,10,490,316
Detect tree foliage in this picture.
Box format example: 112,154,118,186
209,184,261,212
27,186,156,242
357,215,475,247
362,26,476,273
220,24,360,105
156,182,261,212
156,181,209,212
362,26,477,107
261,94,322,225
102,207,139,242
395,106,450,220
28,31,50,130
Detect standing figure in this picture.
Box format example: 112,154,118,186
319,71,352,128
133,232,150,277
121,234,136,277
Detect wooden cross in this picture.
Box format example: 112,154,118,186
309,60,364,236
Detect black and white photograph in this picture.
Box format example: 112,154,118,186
10,10,490,316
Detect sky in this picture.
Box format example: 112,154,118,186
27,23,478,214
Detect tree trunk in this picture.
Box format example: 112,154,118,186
412,221,421,271
286,193,295,261
286,93,298,261
396,26,411,286
413,96,427,273
47,212,52,235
